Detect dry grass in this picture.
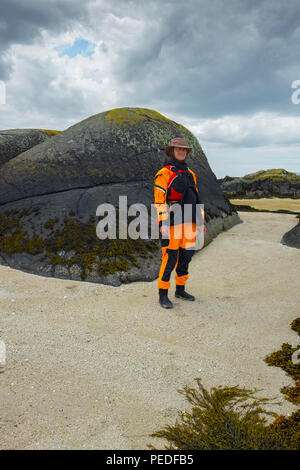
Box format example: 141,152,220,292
230,197,300,212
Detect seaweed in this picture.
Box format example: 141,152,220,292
149,318,300,450
0,207,159,281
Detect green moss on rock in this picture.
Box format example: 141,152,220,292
44,217,59,230
242,169,300,182
0,208,159,281
40,129,61,136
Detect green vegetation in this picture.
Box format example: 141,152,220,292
149,318,300,450
264,318,300,405
221,168,300,200
104,107,197,152
223,168,300,184
105,107,179,127
222,169,300,185
243,169,299,181
0,208,159,280
65,107,199,159
44,217,59,230
263,317,300,446
40,129,61,136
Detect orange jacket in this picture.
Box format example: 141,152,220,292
154,165,203,226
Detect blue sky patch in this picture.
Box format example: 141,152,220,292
58,38,96,58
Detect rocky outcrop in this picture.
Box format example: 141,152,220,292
0,107,241,285
218,169,300,199
0,128,61,167
281,216,300,249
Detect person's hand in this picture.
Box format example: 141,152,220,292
160,225,170,237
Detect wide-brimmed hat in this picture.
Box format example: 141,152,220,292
165,137,192,156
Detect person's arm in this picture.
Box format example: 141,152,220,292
191,170,199,194
154,170,169,230
191,171,205,223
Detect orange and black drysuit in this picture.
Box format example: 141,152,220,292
154,160,204,290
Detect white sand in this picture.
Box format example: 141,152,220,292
0,211,299,449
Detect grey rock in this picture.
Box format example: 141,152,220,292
218,169,300,199
54,264,70,279
281,218,300,249
69,264,82,280
0,254,9,266
0,107,240,286
0,128,60,167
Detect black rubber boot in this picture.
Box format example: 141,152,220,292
175,285,195,301
159,288,173,309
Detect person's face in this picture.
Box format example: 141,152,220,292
174,146,187,161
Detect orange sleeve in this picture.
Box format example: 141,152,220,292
191,171,199,192
154,170,169,224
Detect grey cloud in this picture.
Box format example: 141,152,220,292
106,0,300,118
0,0,90,79
1,0,300,147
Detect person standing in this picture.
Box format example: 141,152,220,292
154,137,206,309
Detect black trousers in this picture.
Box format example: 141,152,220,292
158,222,197,290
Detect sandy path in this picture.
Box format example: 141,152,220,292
0,211,299,449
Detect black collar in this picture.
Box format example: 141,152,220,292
172,159,188,171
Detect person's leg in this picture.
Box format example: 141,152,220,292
158,224,181,290
174,222,197,299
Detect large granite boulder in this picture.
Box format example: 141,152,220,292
281,216,300,249
0,128,61,167
218,169,300,199
0,107,241,285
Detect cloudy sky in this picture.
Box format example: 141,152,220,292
0,0,300,177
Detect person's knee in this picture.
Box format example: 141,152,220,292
180,247,195,263
167,248,179,263
161,248,178,281
175,248,194,278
